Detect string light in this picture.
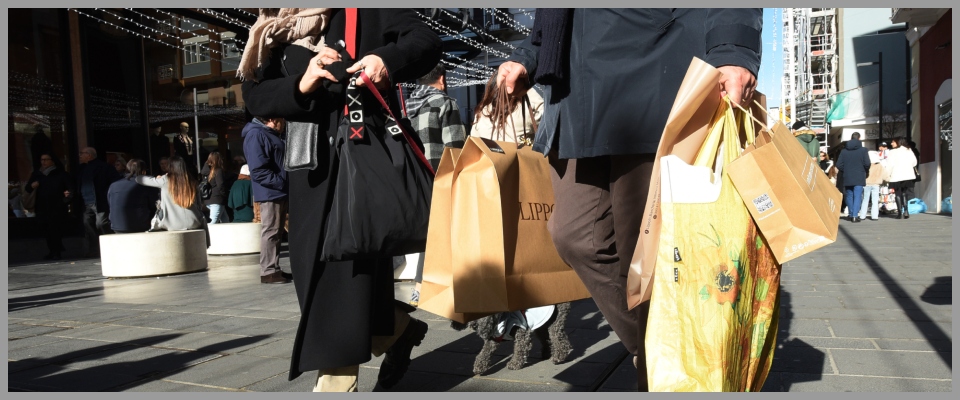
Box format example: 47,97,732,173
488,8,531,35
416,10,510,58
234,8,257,18
125,8,246,48
198,8,251,30
69,9,224,62
151,8,248,47
439,8,515,50
443,52,497,74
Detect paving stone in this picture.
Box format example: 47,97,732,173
122,379,235,392
184,317,298,337
8,359,51,373
48,324,178,345
159,354,292,389
780,372,951,392
108,311,233,330
777,319,832,338
827,320,952,340
59,345,221,379
448,377,577,392
480,351,613,388
243,371,316,392
237,338,295,359
7,338,130,364
769,339,831,374
8,324,73,339
830,349,952,379
597,360,638,391
781,337,876,350
8,363,143,391
873,339,952,353
149,331,277,354
7,334,70,351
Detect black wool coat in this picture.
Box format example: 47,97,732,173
510,9,764,159
76,158,121,212
241,8,441,379
26,168,73,219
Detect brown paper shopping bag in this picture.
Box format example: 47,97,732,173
626,58,769,309
727,108,842,264
419,137,590,319
419,147,490,323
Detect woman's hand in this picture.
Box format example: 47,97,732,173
298,47,343,95
346,55,389,89
31,181,39,189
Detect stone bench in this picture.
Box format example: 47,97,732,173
100,230,208,278
207,222,262,255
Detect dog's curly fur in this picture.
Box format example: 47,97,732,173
451,302,573,375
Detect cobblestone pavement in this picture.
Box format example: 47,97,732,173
7,213,952,391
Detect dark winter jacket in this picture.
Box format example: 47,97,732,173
241,119,287,202
241,8,440,379
795,131,820,158
107,177,159,232
227,179,254,222
836,139,871,187
407,84,466,170
76,158,121,211
200,165,228,206
508,9,763,159
26,167,73,218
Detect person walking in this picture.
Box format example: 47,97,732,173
836,132,871,222
240,7,441,392
406,63,467,170
858,151,884,221
135,156,208,234
25,153,73,259
472,74,544,144
74,147,121,257
241,116,289,284
108,159,159,233
497,8,762,390
201,151,230,223
886,137,918,219
819,151,834,174
227,164,255,223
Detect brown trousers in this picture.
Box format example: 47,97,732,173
547,152,654,392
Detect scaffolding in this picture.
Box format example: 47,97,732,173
782,8,837,148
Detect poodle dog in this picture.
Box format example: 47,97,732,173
452,302,573,375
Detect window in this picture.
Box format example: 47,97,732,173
183,36,210,65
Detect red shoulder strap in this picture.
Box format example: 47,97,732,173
345,8,357,59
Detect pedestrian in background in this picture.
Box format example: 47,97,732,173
227,164,255,223
25,153,73,260
135,156,208,233
201,151,229,223
108,159,159,233
472,74,543,144
114,156,128,175
836,132,871,222
859,151,883,221
74,147,121,257
241,116,289,284
819,151,833,174
886,137,918,219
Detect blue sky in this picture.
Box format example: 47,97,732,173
757,8,783,108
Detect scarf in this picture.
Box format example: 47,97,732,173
237,8,333,82
530,8,573,86
41,165,56,176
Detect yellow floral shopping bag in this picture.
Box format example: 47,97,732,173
645,97,781,391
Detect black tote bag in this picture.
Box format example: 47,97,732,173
319,71,435,261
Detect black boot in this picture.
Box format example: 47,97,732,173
378,317,428,389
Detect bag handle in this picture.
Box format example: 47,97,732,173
359,71,435,176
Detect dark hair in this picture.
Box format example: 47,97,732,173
792,120,806,130
851,132,861,140
473,75,533,141
206,151,223,181
125,159,147,179
167,156,197,209
417,63,445,85
891,137,904,147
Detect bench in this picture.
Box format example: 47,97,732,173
100,230,208,278
207,222,262,255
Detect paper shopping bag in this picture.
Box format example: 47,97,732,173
727,112,842,264
645,97,781,392
419,148,490,323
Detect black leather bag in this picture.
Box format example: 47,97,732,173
319,72,435,261
198,176,212,200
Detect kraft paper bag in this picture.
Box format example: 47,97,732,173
727,109,842,264
419,147,490,323
645,97,780,391
626,57,725,309
419,137,590,319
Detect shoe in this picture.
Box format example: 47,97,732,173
897,213,903,219
261,271,292,284
408,289,420,307
852,217,861,223
378,317,428,389
280,271,293,280
904,212,910,219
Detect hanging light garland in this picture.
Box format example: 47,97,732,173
438,8,515,50
488,8,531,35
126,8,246,49
416,10,510,58
197,8,251,30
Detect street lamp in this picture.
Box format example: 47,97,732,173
857,52,883,150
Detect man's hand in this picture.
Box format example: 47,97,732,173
496,61,528,95
298,47,343,95
717,65,757,106
63,190,70,198
347,55,389,89
31,181,39,189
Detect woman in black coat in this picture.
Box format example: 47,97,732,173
241,8,441,391
25,153,73,260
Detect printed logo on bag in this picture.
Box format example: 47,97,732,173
387,125,403,136
673,247,682,262
828,197,836,213
519,202,554,221
479,138,505,154
752,193,774,213
674,268,679,283
350,110,363,123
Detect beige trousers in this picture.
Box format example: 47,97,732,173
313,307,411,392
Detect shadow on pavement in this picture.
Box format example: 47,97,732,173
920,276,951,305
839,226,952,370
764,288,826,391
9,287,105,312
8,334,273,391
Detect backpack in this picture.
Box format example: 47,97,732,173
198,176,212,200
